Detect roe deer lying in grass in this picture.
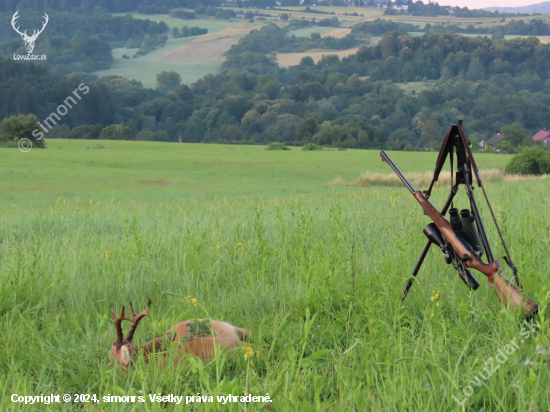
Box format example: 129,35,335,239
109,300,250,370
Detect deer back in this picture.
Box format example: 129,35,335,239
141,319,250,364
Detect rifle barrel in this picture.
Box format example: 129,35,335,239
380,150,415,194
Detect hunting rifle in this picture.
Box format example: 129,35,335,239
380,121,538,319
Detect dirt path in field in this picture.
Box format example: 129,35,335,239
156,36,242,63
191,26,257,43
321,28,352,38
276,47,359,68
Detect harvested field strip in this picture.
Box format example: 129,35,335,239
332,169,549,188
157,36,242,62
191,25,261,43
276,47,359,67
286,26,335,37
321,28,352,38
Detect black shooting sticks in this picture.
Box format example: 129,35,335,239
382,120,523,301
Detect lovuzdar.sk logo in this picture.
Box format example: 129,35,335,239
11,10,48,61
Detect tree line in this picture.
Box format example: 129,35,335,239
0,0,222,14
226,24,360,55
352,18,550,38
0,11,168,73
2,31,550,152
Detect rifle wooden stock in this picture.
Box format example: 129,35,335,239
412,191,538,318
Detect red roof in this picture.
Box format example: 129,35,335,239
533,130,550,141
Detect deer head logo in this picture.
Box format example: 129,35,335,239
11,11,49,54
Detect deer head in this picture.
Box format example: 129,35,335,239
11,11,49,54
109,300,151,370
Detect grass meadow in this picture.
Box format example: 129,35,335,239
0,141,549,411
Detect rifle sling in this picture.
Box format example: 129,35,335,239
457,125,522,289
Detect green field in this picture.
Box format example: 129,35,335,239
0,140,512,206
112,13,248,32
1,141,549,411
94,14,257,88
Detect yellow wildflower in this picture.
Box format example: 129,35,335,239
430,287,439,301
243,346,258,361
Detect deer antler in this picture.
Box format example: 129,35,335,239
125,300,151,342
11,11,26,37
30,13,49,40
111,305,131,349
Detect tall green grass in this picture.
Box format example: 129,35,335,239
0,177,549,411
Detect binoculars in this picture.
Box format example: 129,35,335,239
423,222,480,290
421,207,484,291
449,208,483,256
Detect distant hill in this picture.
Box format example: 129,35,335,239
485,1,550,14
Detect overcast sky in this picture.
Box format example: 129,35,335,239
430,0,534,8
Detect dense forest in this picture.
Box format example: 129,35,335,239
0,12,168,44
335,32,550,83
0,12,169,73
352,18,550,38
0,0,522,16
227,24,360,55
0,0,222,13
3,26,550,152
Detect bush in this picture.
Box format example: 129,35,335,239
69,124,102,140
302,143,324,151
100,123,135,140
266,142,290,150
505,146,550,175
317,17,340,27
0,114,45,148
170,10,196,19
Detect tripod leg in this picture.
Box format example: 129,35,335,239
402,186,456,301
401,240,432,301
